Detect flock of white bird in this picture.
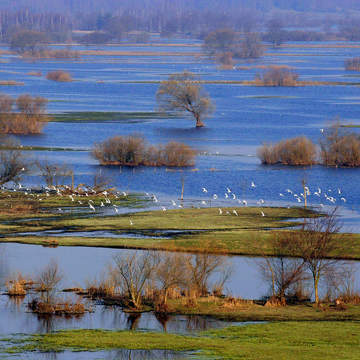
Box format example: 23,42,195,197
1,178,349,226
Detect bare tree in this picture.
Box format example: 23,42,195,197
155,253,187,305
293,209,343,304
156,71,214,128
258,233,307,302
0,136,26,185
183,254,230,296
37,160,72,187
111,252,159,309
37,260,63,304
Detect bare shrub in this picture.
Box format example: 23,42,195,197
257,136,317,166
345,57,360,71
320,124,360,167
255,66,299,86
86,277,115,298
46,70,72,82
92,135,196,167
0,94,48,134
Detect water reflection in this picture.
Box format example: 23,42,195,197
25,349,186,360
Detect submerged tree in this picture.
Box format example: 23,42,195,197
156,71,214,128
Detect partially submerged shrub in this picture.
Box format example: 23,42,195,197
345,57,360,71
320,124,360,167
28,298,86,315
257,136,317,166
6,273,32,296
93,135,196,167
255,66,299,86
46,70,72,82
0,94,49,134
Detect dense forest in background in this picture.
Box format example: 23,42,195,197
0,0,360,42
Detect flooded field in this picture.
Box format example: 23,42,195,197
1,39,360,357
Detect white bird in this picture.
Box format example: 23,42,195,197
261,211,265,217
122,191,127,196
218,208,223,215
242,200,247,206
225,193,229,199
226,187,231,193
102,191,108,196
105,197,111,204
213,194,218,200
201,200,206,205
279,193,284,197
232,193,236,200
232,209,238,216
114,207,119,213
171,200,176,206
296,197,302,203
338,188,342,195
161,206,167,211
341,197,346,202
202,187,208,193
100,201,104,207
251,181,256,188
129,219,133,226
69,195,74,202
314,192,320,197
320,128,324,133
58,208,62,212
78,200,83,205
89,203,95,212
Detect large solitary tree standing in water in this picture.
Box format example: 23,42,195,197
156,71,214,128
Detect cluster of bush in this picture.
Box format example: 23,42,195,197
254,66,299,86
345,57,360,71
93,135,196,167
257,125,360,167
46,70,73,82
0,94,48,134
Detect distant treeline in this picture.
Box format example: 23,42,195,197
2,1,360,42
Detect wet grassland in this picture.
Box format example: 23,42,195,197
3,322,360,360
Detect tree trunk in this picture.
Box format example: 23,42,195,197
314,274,320,305
195,114,204,128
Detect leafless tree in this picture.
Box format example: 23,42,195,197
155,253,187,305
293,208,344,304
156,71,214,128
37,260,63,303
37,160,72,187
111,252,159,309
183,253,230,296
258,233,308,302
